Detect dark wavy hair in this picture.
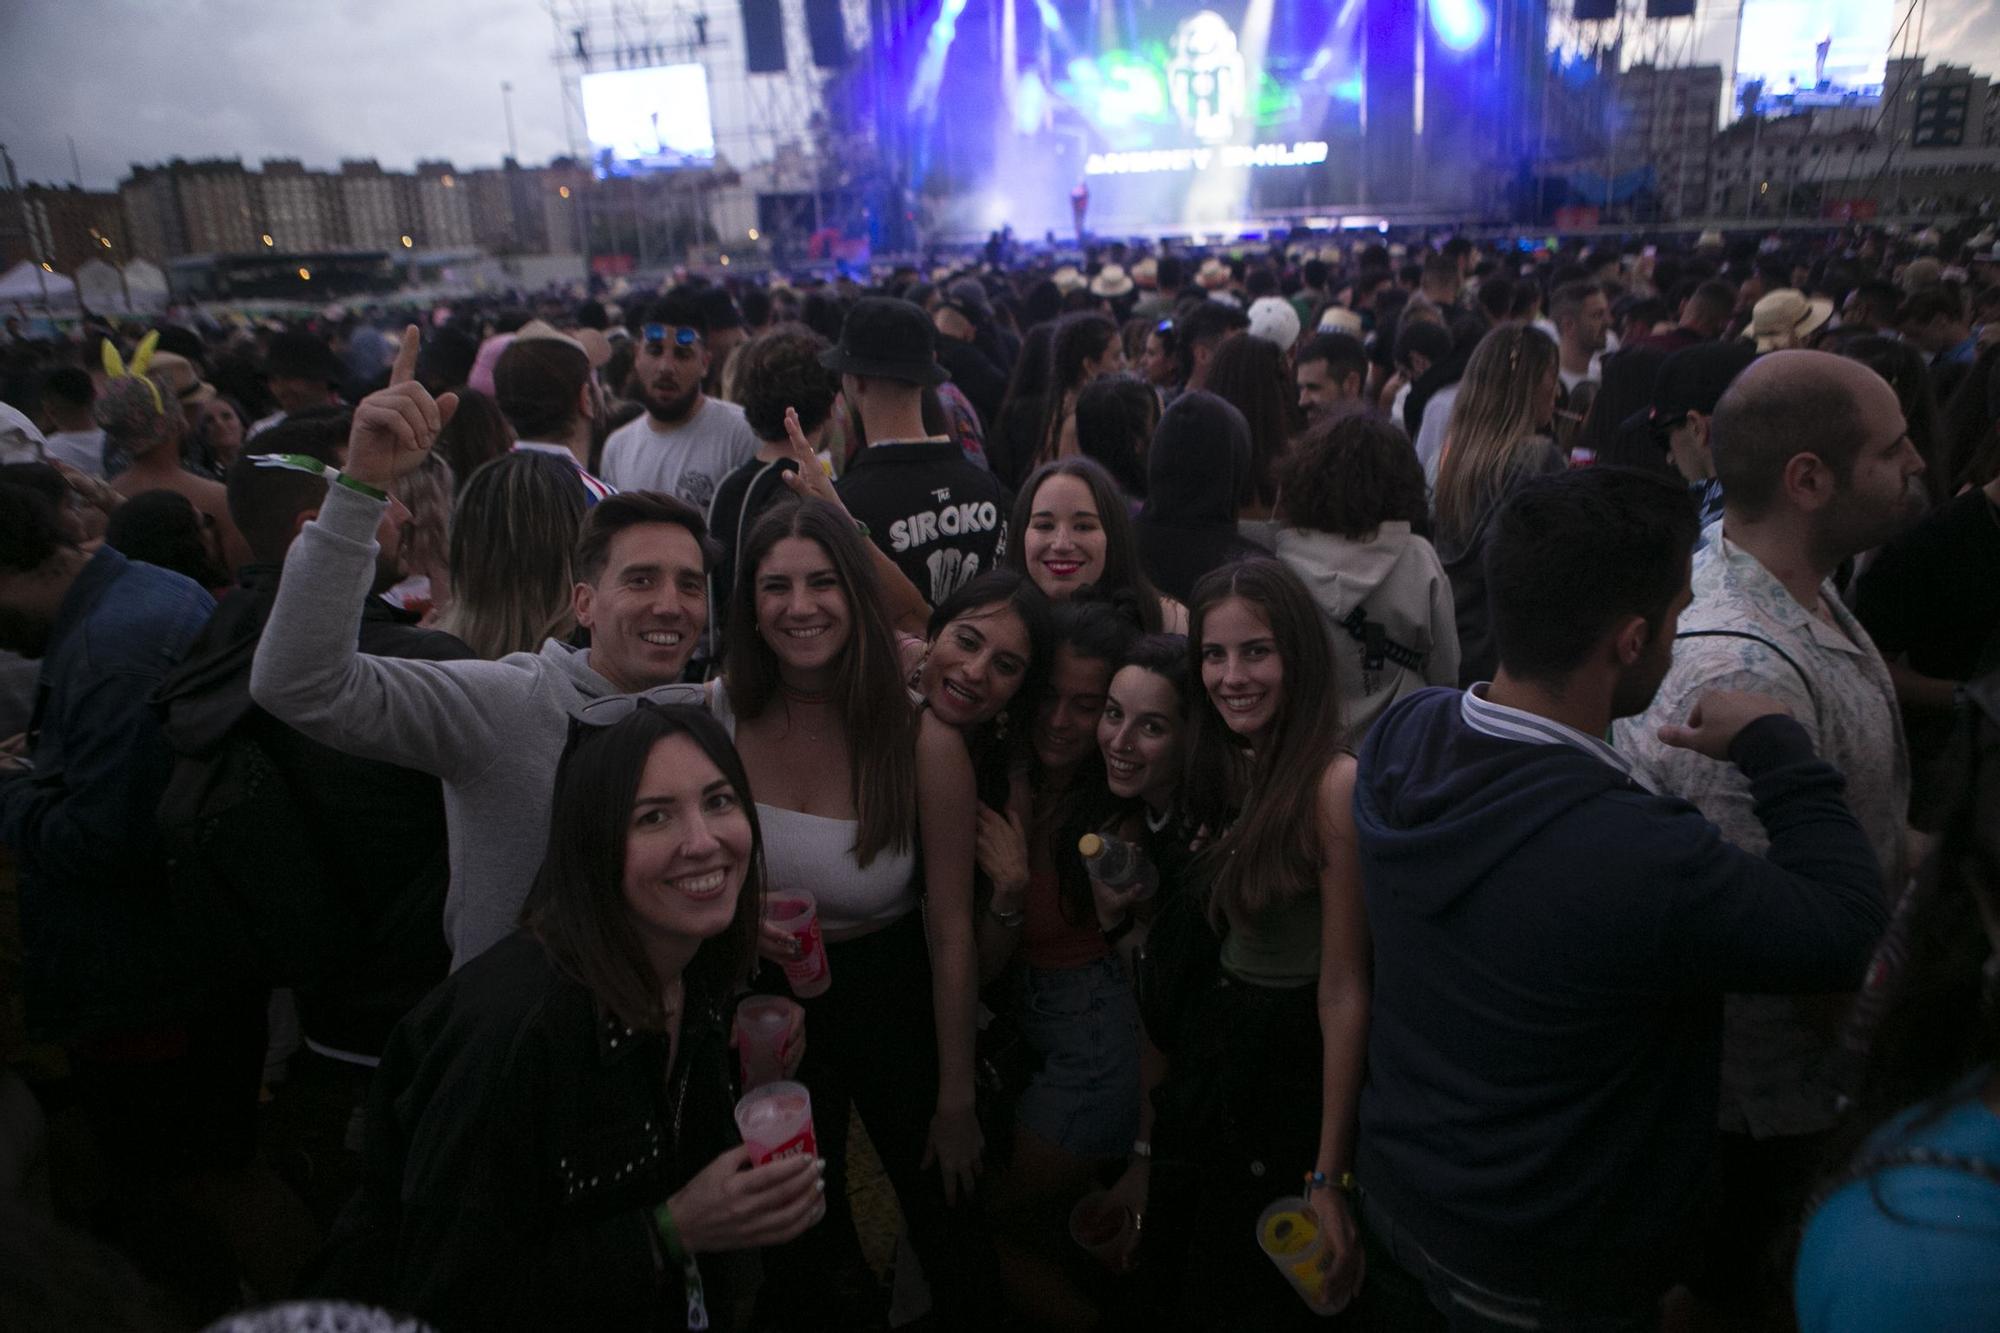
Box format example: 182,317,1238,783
734,323,838,443
1839,334,1945,507
1202,331,1299,510
1074,373,1159,499
925,569,1054,810
1040,592,1142,925
1183,558,1344,927
1006,456,1166,632
521,704,763,1030
724,496,915,866
1038,312,1121,463
1277,412,1429,540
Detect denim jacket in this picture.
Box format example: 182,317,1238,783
0,546,214,1042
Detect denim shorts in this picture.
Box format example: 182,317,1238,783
1014,955,1142,1159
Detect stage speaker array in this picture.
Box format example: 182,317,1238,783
1572,0,1617,19
742,0,787,73
806,0,848,68
1644,0,1696,14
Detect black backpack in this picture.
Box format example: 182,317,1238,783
155,720,360,988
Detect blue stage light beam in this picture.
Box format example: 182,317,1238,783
1430,0,1489,53
908,0,972,114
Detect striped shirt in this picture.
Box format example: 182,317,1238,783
1461,682,1650,791
513,440,616,505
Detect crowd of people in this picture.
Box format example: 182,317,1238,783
1,218,1998,1333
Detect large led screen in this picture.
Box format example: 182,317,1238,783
582,64,717,177
1734,0,1891,116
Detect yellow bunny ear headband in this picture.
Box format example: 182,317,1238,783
101,330,164,414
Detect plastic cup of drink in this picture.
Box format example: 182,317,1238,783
734,1080,819,1165
767,891,832,998
736,995,794,1092
1067,1190,1136,1271
1255,1196,1347,1316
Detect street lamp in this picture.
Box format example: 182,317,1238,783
262,233,275,246
298,267,312,281
401,235,414,248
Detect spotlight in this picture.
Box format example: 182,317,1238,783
1430,0,1488,52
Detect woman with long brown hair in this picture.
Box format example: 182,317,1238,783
1116,557,1370,1329
323,704,824,1330
1035,312,1126,466
714,495,991,1327
1432,325,1564,686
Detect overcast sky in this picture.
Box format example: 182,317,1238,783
2,0,1996,190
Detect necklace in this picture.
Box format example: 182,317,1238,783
779,681,836,743
779,680,835,706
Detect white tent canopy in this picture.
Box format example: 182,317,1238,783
0,260,79,311
122,259,170,312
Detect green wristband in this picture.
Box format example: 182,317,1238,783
654,1202,708,1329
332,471,389,502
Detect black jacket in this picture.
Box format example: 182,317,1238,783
936,335,1010,432
153,564,471,1055
836,439,1012,606
321,933,743,1331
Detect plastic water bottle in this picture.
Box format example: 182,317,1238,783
1077,832,1158,901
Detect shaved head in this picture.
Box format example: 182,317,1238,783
1710,350,1900,521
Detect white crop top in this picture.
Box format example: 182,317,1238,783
708,681,920,938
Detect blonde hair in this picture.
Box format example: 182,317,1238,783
436,451,587,659
392,454,455,599
1433,325,1560,549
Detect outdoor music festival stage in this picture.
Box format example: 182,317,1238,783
868,0,1550,242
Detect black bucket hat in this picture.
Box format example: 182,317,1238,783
819,297,949,386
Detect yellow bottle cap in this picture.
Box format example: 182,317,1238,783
1078,833,1105,857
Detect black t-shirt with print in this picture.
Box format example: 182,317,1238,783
835,439,1012,607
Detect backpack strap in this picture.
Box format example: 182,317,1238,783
1674,629,1820,712
1336,606,1428,675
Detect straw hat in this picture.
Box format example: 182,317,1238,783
1744,288,1833,352
1090,264,1135,298
148,350,216,407
1195,257,1231,289
1317,307,1365,337
1131,256,1159,288
1052,265,1086,293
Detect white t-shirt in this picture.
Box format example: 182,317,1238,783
598,397,760,513
43,428,106,476
1415,382,1460,486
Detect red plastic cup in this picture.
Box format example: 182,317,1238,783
736,995,795,1091
767,891,832,998
734,1080,818,1165
1068,1190,1136,1271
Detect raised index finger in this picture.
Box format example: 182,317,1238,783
390,324,421,386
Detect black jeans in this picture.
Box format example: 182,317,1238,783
758,908,1002,1330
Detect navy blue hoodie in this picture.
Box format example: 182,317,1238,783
1354,687,1886,1304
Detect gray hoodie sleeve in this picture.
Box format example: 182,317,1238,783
249,480,512,784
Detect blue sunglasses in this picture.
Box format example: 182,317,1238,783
641,324,700,353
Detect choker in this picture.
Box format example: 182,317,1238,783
780,681,835,706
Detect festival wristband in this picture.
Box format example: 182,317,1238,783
250,453,388,503
653,1202,710,1330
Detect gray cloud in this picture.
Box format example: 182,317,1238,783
2,0,1995,191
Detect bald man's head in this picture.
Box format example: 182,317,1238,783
1709,350,1902,521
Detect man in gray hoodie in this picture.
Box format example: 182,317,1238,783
251,327,714,967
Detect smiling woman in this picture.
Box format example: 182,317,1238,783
715,495,998,1326
319,704,825,1331
1006,456,1184,633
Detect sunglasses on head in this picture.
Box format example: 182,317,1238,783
641,324,700,355
561,683,711,757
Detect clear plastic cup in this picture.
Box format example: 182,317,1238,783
734,1080,819,1165
767,891,832,998
1068,1190,1136,1271
1255,1196,1347,1316
736,995,795,1092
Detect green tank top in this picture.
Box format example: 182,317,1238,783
1219,888,1321,988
